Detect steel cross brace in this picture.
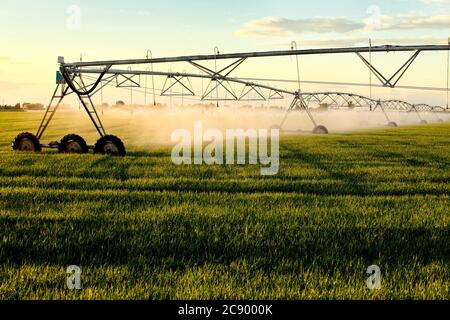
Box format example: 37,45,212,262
188,58,246,101
36,82,72,139
356,50,421,88
410,105,425,121
339,94,356,107
91,74,119,96
77,76,106,137
326,94,340,106
268,89,284,100
38,69,110,140
161,75,195,96
239,84,267,101
116,74,141,88
372,100,392,123
279,95,318,130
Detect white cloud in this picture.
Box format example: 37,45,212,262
236,13,450,37
373,13,450,31
236,16,364,37
289,36,449,48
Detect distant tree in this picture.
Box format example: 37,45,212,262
115,100,125,106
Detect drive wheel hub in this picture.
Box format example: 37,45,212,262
18,138,36,151
103,142,120,155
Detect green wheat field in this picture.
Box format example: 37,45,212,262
0,112,449,300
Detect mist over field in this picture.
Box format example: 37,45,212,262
45,105,450,149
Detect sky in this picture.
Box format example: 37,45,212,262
0,0,449,106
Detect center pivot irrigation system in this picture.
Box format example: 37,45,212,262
12,44,450,156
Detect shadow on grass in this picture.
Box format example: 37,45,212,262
0,216,448,273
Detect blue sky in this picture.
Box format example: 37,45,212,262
0,0,449,104
1,0,448,53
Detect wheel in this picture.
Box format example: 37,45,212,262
94,135,126,156
12,132,41,152
312,125,329,134
58,134,89,154
387,121,398,128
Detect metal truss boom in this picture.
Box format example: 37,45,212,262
62,45,450,68
33,44,448,142
68,68,296,96
70,68,449,114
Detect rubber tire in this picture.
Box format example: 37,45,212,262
12,132,41,152
312,125,329,134
58,134,89,154
94,135,126,156
387,121,398,128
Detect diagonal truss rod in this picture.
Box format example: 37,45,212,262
239,84,267,101
161,75,195,96
189,57,246,78
116,74,141,88
188,58,247,101
78,76,106,136
279,95,318,129
356,50,421,88
372,100,392,123
91,74,119,96
37,70,110,139
36,82,72,139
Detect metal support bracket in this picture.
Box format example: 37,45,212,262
268,89,284,100
36,83,72,139
160,75,195,96
38,69,109,140
373,100,392,123
279,94,318,129
189,58,246,101
239,84,266,101
356,50,421,88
